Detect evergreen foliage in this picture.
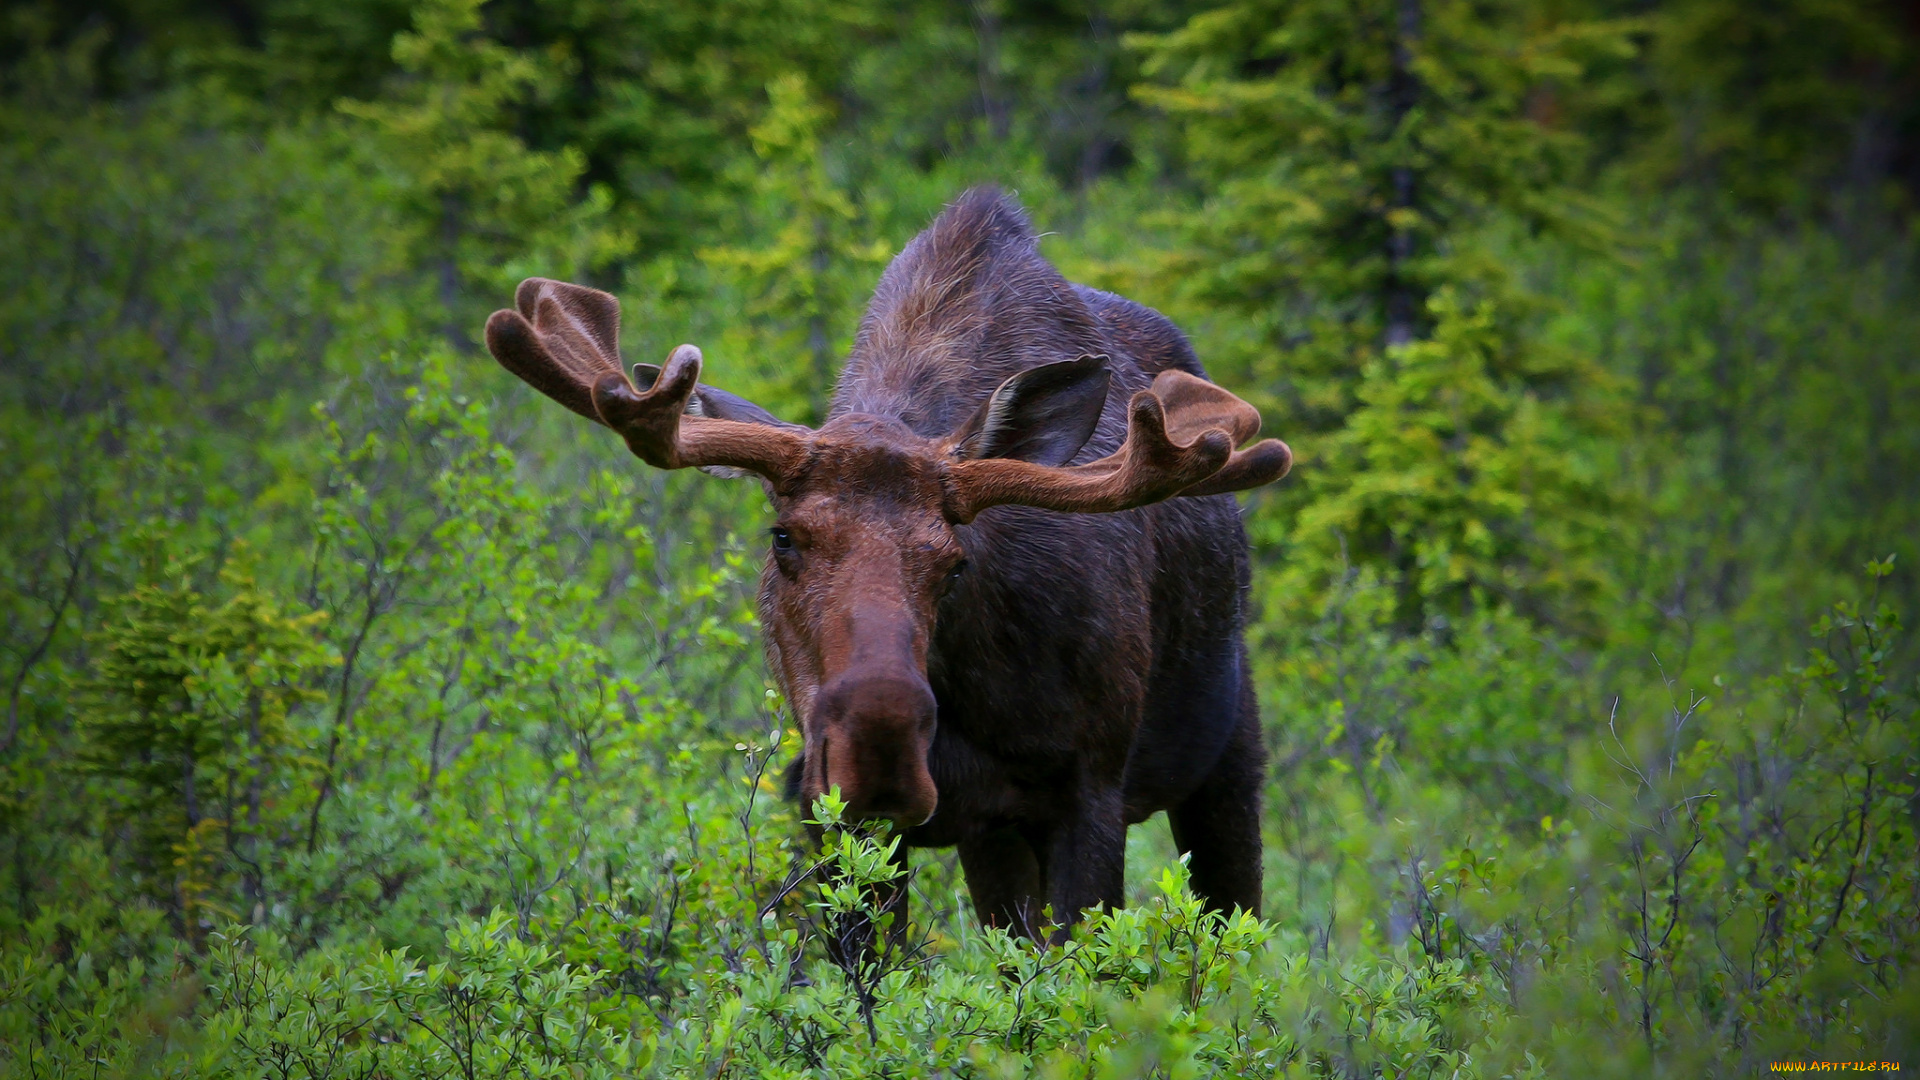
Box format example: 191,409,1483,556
1131,0,1634,630
80,553,334,932
1,0,1917,1074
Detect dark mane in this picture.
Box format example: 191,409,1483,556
831,188,1116,438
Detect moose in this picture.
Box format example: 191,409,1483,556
485,189,1291,936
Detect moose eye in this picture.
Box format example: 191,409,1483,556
940,559,969,596
770,527,795,553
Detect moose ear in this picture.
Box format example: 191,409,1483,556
953,354,1111,467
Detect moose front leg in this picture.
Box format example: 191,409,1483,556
1038,784,1128,938
957,824,1045,937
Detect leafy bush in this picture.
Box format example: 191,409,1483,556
3,0,1918,1074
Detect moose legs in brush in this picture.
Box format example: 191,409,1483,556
957,787,1128,940
1041,785,1128,933
957,824,1045,937
1165,674,1266,918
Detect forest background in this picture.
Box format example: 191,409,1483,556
2,0,1918,1075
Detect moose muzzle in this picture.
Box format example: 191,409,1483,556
804,673,939,826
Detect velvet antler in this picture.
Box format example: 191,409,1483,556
485,278,811,484
943,369,1291,523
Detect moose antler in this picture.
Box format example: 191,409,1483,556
944,369,1291,522
485,278,811,484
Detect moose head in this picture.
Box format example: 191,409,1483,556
486,266,1289,829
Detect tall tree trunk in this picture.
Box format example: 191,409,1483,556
1383,0,1423,350
439,192,468,352
973,1,1012,141
809,215,834,424
3,541,84,755
182,746,200,828
242,688,265,918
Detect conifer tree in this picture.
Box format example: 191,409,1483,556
338,0,629,345
1614,0,1918,213
699,75,891,423
1134,0,1632,635
80,554,333,932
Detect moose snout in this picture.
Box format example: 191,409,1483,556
806,673,939,826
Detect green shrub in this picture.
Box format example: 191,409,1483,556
3,0,1917,1073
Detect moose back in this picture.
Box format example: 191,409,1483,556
485,189,1291,935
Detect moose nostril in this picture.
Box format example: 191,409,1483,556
811,673,938,826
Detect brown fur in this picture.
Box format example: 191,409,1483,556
485,188,1290,936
